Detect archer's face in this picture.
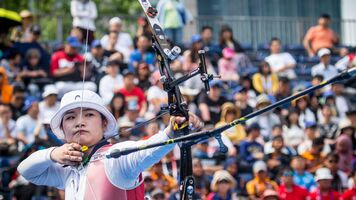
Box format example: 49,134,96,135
62,108,106,146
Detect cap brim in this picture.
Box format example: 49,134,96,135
50,101,118,140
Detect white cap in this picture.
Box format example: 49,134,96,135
50,90,118,140
253,160,267,173
318,48,331,58
42,85,58,98
109,17,122,25
315,168,333,181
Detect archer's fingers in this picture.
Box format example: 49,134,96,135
70,143,82,151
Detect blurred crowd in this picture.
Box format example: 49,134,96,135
0,0,356,200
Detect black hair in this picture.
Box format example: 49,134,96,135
312,74,324,82
320,13,331,19
279,76,290,84
269,37,281,45
201,26,213,33
326,152,339,162
12,85,26,94
4,48,20,60
312,137,324,146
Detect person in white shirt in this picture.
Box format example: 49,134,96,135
18,90,202,199
146,70,167,116
101,17,133,62
16,98,47,145
70,0,97,44
99,61,124,105
39,85,60,123
265,38,297,79
311,48,339,80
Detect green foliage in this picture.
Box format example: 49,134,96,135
1,0,144,41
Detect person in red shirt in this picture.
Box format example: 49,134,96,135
50,36,83,79
278,168,309,200
341,171,356,200
118,69,147,117
309,168,340,200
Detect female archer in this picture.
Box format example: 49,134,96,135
18,89,203,200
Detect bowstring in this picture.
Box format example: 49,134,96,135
76,1,98,199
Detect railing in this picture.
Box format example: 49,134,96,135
196,15,356,47
36,14,356,48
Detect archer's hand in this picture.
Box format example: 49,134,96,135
50,143,83,166
166,112,204,138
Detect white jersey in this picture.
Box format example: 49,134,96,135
18,130,174,200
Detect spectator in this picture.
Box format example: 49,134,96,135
265,38,297,79
101,17,133,62
291,156,316,191
0,103,17,154
0,67,13,104
50,36,88,94
335,134,354,174
300,137,326,173
118,70,147,117
19,48,49,92
70,0,97,44
136,62,151,91
10,10,34,42
252,61,279,95
297,121,331,155
117,99,141,136
142,172,155,198
308,168,340,200
207,170,238,200
239,123,264,165
218,48,240,81
99,60,124,105
323,153,348,193
151,188,165,200
331,82,350,119
15,98,46,145
224,157,247,197
246,161,278,200
318,104,338,145
107,92,125,120
264,135,291,180
282,108,304,149
149,161,177,196
278,168,309,200
249,94,280,140
303,14,338,57
219,25,244,53
38,85,60,123
85,39,109,77
341,171,356,200
215,102,246,145
129,35,155,69
200,26,221,68
10,85,26,120
0,48,22,84
192,159,211,198
198,80,227,125
311,48,338,80
264,125,296,156
275,77,292,112
183,34,204,72
157,0,191,45
12,24,51,69
337,118,356,154
146,70,167,117
233,86,254,117
292,95,316,127
134,16,153,47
